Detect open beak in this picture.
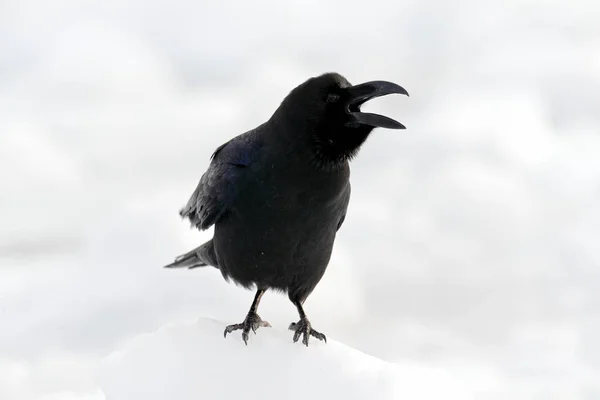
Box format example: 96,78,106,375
345,80,409,129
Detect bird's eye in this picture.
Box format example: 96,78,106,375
326,93,340,103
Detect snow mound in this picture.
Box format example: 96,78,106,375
97,317,468,400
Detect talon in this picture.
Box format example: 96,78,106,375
224,323,242,338
310,330,327,343
289,317,327,346
223,313,270,345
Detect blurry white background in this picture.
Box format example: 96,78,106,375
1,0,599,398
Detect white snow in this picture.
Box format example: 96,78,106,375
97,318,468,400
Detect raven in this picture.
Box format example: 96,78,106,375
165,72,408,346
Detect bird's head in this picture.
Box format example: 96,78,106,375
275,72,409,168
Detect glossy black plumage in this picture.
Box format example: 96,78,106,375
165,72,408,346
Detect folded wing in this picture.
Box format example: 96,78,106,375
180,133,257,231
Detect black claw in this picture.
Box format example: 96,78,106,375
288,317,326,346
223,323,243,338
224,312,270,345
310,329,327,343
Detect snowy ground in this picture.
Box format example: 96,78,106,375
1,0,600,399
98,318,469,400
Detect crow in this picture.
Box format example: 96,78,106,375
164,72,408,346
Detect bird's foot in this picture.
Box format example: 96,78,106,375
223,312,271,345
288,318,327,346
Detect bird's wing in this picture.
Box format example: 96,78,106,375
336,182,351,232
179,134,257,231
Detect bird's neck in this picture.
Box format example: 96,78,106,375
267,112,371,171
309,126,372,171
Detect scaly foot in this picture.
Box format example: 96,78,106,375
224,312,271,345
288,317,327,346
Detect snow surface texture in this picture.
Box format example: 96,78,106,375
98,318,467,400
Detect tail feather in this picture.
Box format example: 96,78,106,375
164,239,218,269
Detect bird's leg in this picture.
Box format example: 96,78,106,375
224,289,271,345
288,300,327,346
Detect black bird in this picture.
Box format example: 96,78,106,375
165,72,408,346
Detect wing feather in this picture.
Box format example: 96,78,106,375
180,132,258,230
